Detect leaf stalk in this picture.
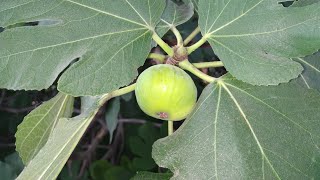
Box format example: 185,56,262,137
148,53,166,63
168,120,174,136
193,61,224,68
187,35,208,54
99,83,136,105
179,60,216,83
152,33,174,56
171,26,183,46
184,26,201,45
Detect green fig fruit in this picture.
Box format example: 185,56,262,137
135,64,197,121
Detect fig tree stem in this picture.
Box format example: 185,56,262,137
152,32,174,56
184,26,201,45
171,26,183,46
193,61,224,68
168,120,174,136
99,83,136,105
146,54,224,68
148,53,166,63
187,35,208,54
179,60,216,83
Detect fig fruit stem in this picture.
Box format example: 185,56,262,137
152,32,174,56
168,120,174,136
187,34,209,54
193,61,224,68
148,53,166,63
184,26,201,45
147,53,224,68
179,60,216,83
99,83,136,105
171,26,183,46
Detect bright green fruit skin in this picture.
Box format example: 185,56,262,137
135,64,197,121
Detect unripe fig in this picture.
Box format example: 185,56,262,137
135,64,197,121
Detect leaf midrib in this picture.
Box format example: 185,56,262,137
211,16,317,38
18,94,66,152
0,1,35,14
36,110,98,179
0,28,147,59
28,94,71,163
263,147,312,178
210,38,293,68
221,82,281,179
222,81,320,178
224,82,318,138
296,57,320,73
225,81,320,160
206,0,265,35
214,85,222,179
299,74,311,89
205,0,231,34
156,85,218,172
65,0,148,28
125,0,149,27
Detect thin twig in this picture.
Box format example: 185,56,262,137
184,26,201,45
193,61,224,68
102,122,123,162
78,123,107,178
0,143,15,148
0,106,35,113
116,122,124,164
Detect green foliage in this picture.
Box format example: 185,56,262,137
87,123,166,180
0,153,24,180
0,162,16,180
90,159,134,180
156,0,194,39
15,92,74,165
153,75,320,179
129,123,162,171
198,0,320,85
105,97,121,143
0,0,320,179
16,96,102,179
0,0,166,96
292,0,320,7
294,52,320,90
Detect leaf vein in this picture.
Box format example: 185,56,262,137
221,82,281,179
0,28,147,59
64,0,147,27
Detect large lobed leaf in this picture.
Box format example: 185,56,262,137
0,0,165,96
189,0,199,12
153,74,320,179
292,0,320,7
15,92,74,165
16,96,102,180
156,0,194,39
293,52,320,91
198,0,320,86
